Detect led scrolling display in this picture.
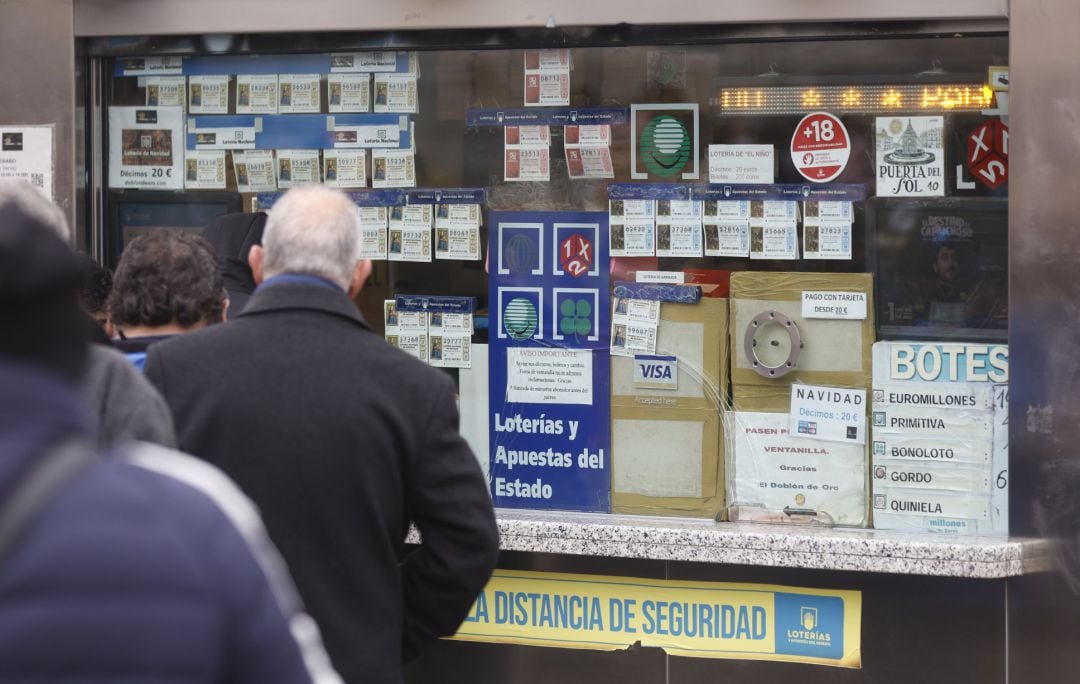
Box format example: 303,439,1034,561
714,84,994,115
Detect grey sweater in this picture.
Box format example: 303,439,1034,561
80,344,177,448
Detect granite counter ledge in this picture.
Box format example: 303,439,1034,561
407,508,1053,579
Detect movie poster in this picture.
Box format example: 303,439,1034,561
873,200,1007,340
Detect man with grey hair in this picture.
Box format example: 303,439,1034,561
145,185,499,684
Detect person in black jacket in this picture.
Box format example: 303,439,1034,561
0,185,341,683
108,230,226,370
145,185,499,684
202,211,267,318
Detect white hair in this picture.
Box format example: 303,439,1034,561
262,185,360,290
0,179,69,242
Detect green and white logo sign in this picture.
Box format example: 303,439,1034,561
640,115,691,177
503,297,538,340
631,103,700,180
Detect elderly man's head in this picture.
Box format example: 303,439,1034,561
108,230,226,336
250,185,371,296
0,179,69,242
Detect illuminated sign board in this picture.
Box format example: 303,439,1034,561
712,84,993,116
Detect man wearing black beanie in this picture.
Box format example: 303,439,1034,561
0,180,342,683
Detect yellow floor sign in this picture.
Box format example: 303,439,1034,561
451,569,861,668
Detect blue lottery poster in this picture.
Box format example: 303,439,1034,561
488,211,611,512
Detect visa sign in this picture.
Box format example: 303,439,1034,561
633,354,678,391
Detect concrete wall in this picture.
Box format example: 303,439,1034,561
74,0,1007,36
0,0,76,234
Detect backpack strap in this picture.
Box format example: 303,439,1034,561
0,439,96,565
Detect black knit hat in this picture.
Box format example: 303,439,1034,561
0,202,88,382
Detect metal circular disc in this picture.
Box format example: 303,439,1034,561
743,309,804,379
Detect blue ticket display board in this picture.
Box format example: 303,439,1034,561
488,211,611,512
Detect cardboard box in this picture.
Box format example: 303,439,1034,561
611,298,728,517
727,272,875,527
730,271,875,410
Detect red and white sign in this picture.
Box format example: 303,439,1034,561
967,120,1008,190
560,234,593,277
790,112,851,183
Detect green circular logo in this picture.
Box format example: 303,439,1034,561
503,297,538,341
641,115,691,177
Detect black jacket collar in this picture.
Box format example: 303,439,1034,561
238,280,371,331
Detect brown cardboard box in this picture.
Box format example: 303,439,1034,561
611,298,728,517
730,272,874,411
727,272,874,526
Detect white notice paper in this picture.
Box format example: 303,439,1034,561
323,149,367,188
565,147,613,179
506,348,592,405
704,221,750,257
731,410,868,526
278,74,321,114
802,221,852,260
144,76,186,107
183,150,226,189
275,149,320,187
232,150,277,192
236,75,279,114
358,206,388,259
504,148,549,182
656,220,703,257
0,126,53,199
373,74,418,113
609,219,656,257
108,107,184,190
188,75,230,114
328,73,371,113
789,384,867,444
524,49,571,107
429,333,472,369
801,291,868,320
371,150,416,188
708,144,774,184
750,223,798,260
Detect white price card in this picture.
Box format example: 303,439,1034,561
275,149,320,188
236,75,278,114
232,150,277,192
358,206,388,259
144,76,186,107
0,126,53,199
609,219,656,257
183,150,226,190
708,144,774,184
373,74,418,113
278,74,321,114
655,220,703,257
323,149,367,188
188,75,229,114
789,384,867,444
371,149,416,188
328,73,371,113
108,107,184,190
801,291,868,320
749,222,798,260
704,221,750,257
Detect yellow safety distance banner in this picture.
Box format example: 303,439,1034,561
451,569,861,668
